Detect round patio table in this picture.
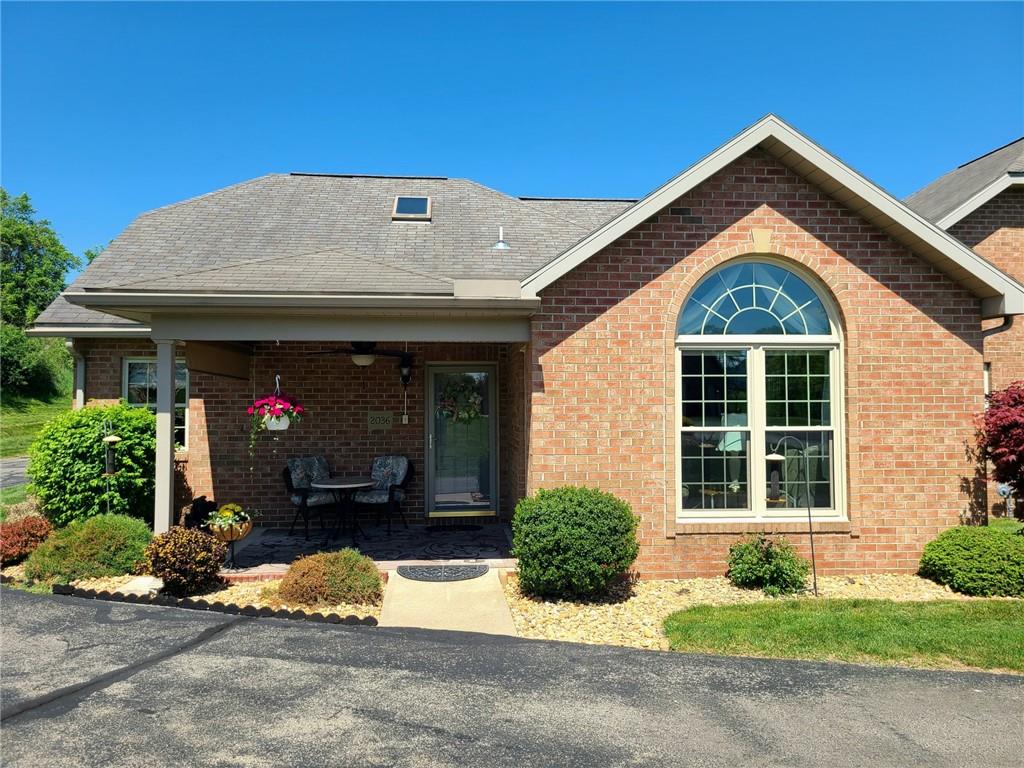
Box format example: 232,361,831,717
311,477,374,543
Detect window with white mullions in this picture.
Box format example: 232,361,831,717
676,259,845,523
123,358,189,448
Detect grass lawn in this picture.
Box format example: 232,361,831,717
664,598,1024,672
1,393,70,458
989,517,1023,534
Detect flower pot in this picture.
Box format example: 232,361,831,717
209,520,253,543
265,414,290,431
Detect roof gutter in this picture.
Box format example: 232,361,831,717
64,290,540,313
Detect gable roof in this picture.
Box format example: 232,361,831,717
521,115,1024,317
904,137,1024,228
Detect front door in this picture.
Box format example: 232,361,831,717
426,365,498,517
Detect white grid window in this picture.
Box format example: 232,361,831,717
677,259,845,523
122,358,188,448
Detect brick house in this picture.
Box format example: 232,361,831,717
30,116,1024,578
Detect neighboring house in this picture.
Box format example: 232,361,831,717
29,116,1024,578
905,137,1024,518
905,137,1024,395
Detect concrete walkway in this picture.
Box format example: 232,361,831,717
379,569,517,635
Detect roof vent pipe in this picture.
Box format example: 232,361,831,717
492,226,510,250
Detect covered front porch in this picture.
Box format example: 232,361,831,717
154,335,530,551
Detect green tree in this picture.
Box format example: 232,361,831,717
1,189,79,328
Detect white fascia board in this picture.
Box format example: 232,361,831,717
935,175,1023,229
520,115,1024,317
64,291,538,312
25,325,152,338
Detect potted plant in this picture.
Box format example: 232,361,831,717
206,503,254,543
249,393,305,431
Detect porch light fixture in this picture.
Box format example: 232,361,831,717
492,226,510,250
350,341,377,367
399,354,413,387
766,435,819,596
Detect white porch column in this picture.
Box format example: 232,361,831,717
65,340,85,409
153,339,176,534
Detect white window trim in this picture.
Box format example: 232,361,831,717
674,259,847,525
122,357,190,449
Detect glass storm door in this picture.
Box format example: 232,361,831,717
427,365,497,517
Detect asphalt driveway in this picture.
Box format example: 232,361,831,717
0,456,28,488
1,589,1021,768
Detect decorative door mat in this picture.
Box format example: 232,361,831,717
424,524,483,532
396,564,489,582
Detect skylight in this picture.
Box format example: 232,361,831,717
392,196,431,221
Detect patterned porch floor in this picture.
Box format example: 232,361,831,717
228,523,513,570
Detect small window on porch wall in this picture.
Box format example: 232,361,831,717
676,260,844,523
123,358,189,448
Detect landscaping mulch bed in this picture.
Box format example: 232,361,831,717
502,574,973,651
59,575,382,623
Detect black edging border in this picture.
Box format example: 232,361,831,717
51,584,378,626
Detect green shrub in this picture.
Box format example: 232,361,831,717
23,514,151,583
28,402,156,527
0,516,52,564
727,534,810,596
278,549,383,606
0,325,71,397
512,486,639,599
144,527,226,597
918,525,1024,597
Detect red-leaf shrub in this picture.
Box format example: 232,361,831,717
978,381,1024,498
0,517,52,564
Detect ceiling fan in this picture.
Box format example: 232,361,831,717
308,342,413,385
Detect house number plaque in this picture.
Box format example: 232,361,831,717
367,411,394,432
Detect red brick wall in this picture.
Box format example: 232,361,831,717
529,149,985,578
948,187,1024,517
76,339,526,527
949,188,1024,393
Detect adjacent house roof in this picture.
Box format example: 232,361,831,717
521,116,1024,317
905,137,1024,228
32,116,1024,335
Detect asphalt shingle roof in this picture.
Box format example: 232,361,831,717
905,137,1024,223
41,173,636,328
72,174,628,293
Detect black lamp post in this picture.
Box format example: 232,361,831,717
766,435,819,596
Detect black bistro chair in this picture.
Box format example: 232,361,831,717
353,455,413,534
282,455,335,539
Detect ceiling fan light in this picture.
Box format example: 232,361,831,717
351,354,376,367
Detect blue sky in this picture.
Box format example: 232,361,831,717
3,2,1022,282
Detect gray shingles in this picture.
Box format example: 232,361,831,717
32,295,141,327
71,174,624,294
905,137,1024,222
38,174,641,329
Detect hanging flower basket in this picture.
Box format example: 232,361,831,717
248,390,305,455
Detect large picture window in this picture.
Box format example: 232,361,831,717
122,358,189,448
677,261,844,522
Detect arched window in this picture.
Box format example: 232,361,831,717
676,259,845,522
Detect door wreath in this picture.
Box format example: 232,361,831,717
437,377,484,424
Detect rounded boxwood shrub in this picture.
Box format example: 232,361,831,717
918,525,1024,597
28,402,156,527
144,527,226,597
23,514,151,583
512,486,639,599
0,516,52,564
278,549,383,606
727,534,809,596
